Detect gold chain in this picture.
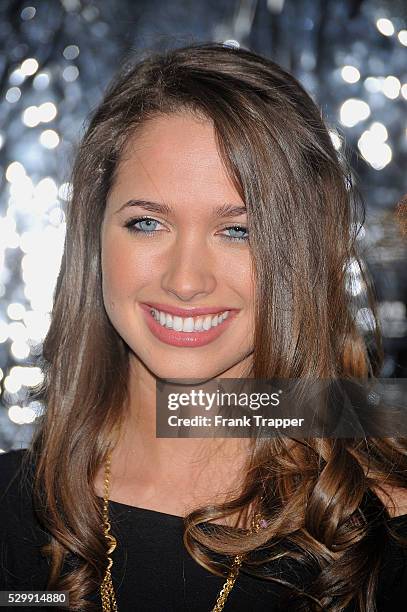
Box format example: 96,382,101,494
100,448,265,612
100,450,118,612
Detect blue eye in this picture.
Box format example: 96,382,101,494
223,226,249,242
124,217,249,243
125,217,161,233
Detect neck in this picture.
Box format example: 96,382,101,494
106,356,254,516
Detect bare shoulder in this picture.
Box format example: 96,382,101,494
372,484,407,518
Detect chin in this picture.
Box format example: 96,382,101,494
136,357,234,385
150,367,224,386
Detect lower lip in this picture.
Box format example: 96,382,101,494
139,304,239,347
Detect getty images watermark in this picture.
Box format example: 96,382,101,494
155,378,407,438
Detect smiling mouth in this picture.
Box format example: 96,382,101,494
139,303,239,347
149,306,231,332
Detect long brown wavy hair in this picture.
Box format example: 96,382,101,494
23,41,407,611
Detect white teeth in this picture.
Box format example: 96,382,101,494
194,317,203,331
173,316,183,331
213,313,222,327
150,308,230,332
202,315,212,330
182,317,194,332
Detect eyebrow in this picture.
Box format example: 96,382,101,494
115,199,247,218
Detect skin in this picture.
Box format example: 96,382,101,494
97,111,256,522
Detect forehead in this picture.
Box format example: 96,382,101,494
107,112,243,214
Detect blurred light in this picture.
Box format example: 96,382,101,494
355,225,366,240
379,301,407,338
39,129,60,149
356,307,376,331
300,51,316,71
58,182,73,201
33,72,50,90
82,5,99,21
62,66,79,82
21,58,39,76
341,65,360,83
62,0,81,11
5,161,26,182
33,177,58,211
20,229,45,254
346,276,364,296
23,309,51,342
345,257,365,295
8,406,23,424
9,174,34,208
25,367,43,387
222,39,240,48
0,132,4,150
10,341,30,360
8,365,43,387
22,105,41,127
0,216,19,249
63,45,80,60
382,75,401,99
28,401,46,418
0,321,8,343
358,127,392,170
4,376,22,393
38,102,57,122
340,98,370,127
21,407,37,423
22,225,65,312
267,0,285,13
364,77,382,93
369,122,388,142
380,301,406,319
304,17,314,30
401,84,407,100
20,6,36,20
329,130,342,150
9,68,25,86
398,30,407,46
5,87,21,103
345,257,361,277
49,207,65,226
8,405,36,425
376,18,395,36
7,303,26,321
8,322,29,343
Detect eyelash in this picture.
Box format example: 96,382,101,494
123,216,249,243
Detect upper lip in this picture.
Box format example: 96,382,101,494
143,302,239,317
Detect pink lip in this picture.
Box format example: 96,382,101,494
139,303,239,347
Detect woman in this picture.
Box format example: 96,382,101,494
1,41,407,612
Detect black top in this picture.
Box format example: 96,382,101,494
1,449,407,612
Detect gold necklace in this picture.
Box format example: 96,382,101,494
100,449,266,611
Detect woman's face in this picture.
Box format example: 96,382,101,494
101,112,255,382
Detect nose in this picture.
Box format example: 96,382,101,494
161,234,217,302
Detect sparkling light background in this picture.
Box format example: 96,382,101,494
0,0,406,451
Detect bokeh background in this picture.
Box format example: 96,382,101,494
0,0,406,451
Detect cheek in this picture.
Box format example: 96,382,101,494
224,254,254,299
101,233,156,307
101,234,135,308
